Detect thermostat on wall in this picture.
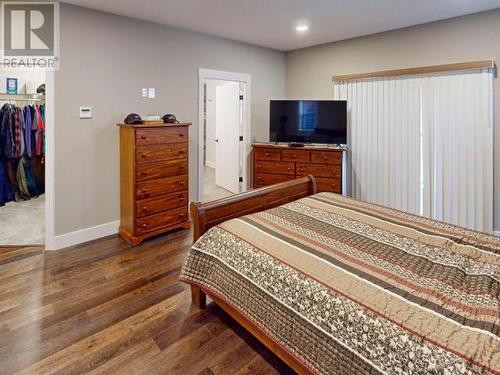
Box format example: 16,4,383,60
80,106,92,119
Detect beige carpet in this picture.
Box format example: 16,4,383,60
203,166,233,202
0,195,45,245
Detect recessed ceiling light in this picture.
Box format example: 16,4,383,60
296,25,309,33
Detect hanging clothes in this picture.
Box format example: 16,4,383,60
35,105,44,156
23,106,33,158
32,156,45,194
0,159,13,206
18,156,39,198
16,157,31,200
0,101,45,205
0,104,15,159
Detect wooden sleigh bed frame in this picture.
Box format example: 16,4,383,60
189,176,317,375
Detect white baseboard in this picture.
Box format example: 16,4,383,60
205,161,216,169
46,220,120,251
494,231,500,237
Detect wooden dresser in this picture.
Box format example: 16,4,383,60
118,123,191,245
253,144,344,194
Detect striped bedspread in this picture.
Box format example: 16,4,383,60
180,192,500,375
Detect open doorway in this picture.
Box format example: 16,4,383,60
198,69,251,203
0,70,47,246
203,79,242,201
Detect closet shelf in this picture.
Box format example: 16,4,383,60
0,93,45,102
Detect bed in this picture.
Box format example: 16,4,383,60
180,176,500,375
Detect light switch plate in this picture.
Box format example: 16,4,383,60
148,87,156,99
79,106,92,119
142,88,148,98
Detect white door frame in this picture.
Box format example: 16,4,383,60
44,70,56,250
197,68,252,202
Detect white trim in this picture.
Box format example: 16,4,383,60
47,220,120,251
494,231,500,237
205,161,216,169
44,70,56,250
197,68,252,202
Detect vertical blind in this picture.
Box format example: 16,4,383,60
334,68,494,232
334,77,421,214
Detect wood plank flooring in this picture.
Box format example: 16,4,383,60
0,230,294,374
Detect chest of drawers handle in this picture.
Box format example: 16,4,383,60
141,171,147,176
141,135,147,140
265,153,270,157
141,223,147,228
142,206,147,212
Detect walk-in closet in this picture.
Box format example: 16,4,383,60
0,70,46,245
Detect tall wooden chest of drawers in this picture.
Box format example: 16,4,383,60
118,123,191,245
253,144,345,194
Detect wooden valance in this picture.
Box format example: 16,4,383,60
332,59,494,83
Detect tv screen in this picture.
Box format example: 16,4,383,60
270,100,347,144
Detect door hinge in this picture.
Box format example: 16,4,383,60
239,136,243,141
239,177,243,183
239,95,244,100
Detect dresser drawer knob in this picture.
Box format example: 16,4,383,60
141,135,147,140
265,153,270,157
179,133,184,137
141,171,147,176
257,164,262,168
141,154,146,158
258,177,262,181
141,189,147,194
323,156,328,160
180,181,185,185
179,165,184,170
178,196,184,202
142,206,147,211
141,223,147,228
293,154,297,158
287,167,291,171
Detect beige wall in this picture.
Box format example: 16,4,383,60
55,4,284,235
286,9,500,230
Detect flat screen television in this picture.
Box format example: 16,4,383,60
270,100,347,145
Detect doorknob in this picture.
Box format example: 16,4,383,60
215,139,219,143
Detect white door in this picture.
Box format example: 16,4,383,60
215,82,241,194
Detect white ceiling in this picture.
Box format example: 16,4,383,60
61,0,500,51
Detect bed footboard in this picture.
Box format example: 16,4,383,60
190,175,317,242
189,176,316,309
186,176,317,374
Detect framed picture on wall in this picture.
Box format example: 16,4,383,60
6,78,17,95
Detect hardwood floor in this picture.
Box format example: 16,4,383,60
0,231,294,374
